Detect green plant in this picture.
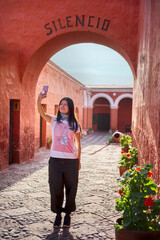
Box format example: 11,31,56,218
47,137,52,144
115,163,160,232
87,128,93,132
108,137,114,143
120,133,132,149
118,147,138,168
80,132,84,138
111,128,116,133
128,147,138,160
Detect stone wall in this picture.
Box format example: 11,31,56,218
132,0,160,185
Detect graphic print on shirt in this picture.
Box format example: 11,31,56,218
61,134,68,145
52,121,74,153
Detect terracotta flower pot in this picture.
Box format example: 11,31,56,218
115,218,160,240
81,134,84,139
112,131,123,143
119,167,129,176
47,143,51,149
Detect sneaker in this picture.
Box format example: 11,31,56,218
53,214,62,228
63,214,71,228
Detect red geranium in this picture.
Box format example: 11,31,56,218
121,151,124,154
136,167,141,172
126,153,131,158
147,171,152,178
118,189,123,195
127,132,130,135
144,197,154,207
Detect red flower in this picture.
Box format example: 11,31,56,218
144,197,154,207
127,132,130,135
136,167,141,172
118,189,123,195
147,171,152,178
121,151,124,154
126,153,131,158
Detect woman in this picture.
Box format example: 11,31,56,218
37,91,81,228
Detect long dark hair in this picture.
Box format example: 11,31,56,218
57,97,79,132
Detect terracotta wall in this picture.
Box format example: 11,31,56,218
132,0,160,185
91,90,133,131
93,106,110,114
92,91,132,101
0,0,140,170
118,98,132,132
0,53,22,170
93,98,110,114
35,61,85,151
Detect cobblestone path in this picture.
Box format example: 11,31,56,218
0,132,121,240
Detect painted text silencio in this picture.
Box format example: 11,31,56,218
45,15,110,36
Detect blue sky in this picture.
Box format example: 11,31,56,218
50,43,133,86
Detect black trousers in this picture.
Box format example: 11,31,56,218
48,157,79,214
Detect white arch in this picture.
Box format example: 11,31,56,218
91,93,115,108
114,93,133,108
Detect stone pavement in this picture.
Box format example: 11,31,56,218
0,132,122,240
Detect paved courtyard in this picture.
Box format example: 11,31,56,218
0,132,122,240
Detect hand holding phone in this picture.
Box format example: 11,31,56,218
42,85,49,95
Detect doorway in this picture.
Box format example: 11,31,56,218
94,113,110,131
9,99,20,164
93,97,110,131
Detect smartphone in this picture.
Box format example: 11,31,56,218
42,85,49,94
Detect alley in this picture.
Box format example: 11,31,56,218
0,132,121,240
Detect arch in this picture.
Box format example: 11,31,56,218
114,93,133,108
22,31,136,86
91,93,114,108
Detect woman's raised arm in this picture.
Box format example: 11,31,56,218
37,92,52,123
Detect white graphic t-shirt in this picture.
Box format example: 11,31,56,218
50,116,80,159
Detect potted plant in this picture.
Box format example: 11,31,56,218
120,133,132,152
112,131,123,143
118,147,138,176
47,137,52,149
87,128,93,135
81,132,84,138
108,136,114,144
115,163,160,240
111,128,116,134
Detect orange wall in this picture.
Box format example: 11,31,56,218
132,0,160,186
118,98,132,132
93,106,110,114
0,0,139,78
92,91,132,100
0,0,139,170
93,98,110,114
110,108,118,131
0,53,23,170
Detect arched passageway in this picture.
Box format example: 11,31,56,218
0,0,138,170
93,98,110,131
118,98,132,132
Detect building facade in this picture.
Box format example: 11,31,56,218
84,86,132,133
